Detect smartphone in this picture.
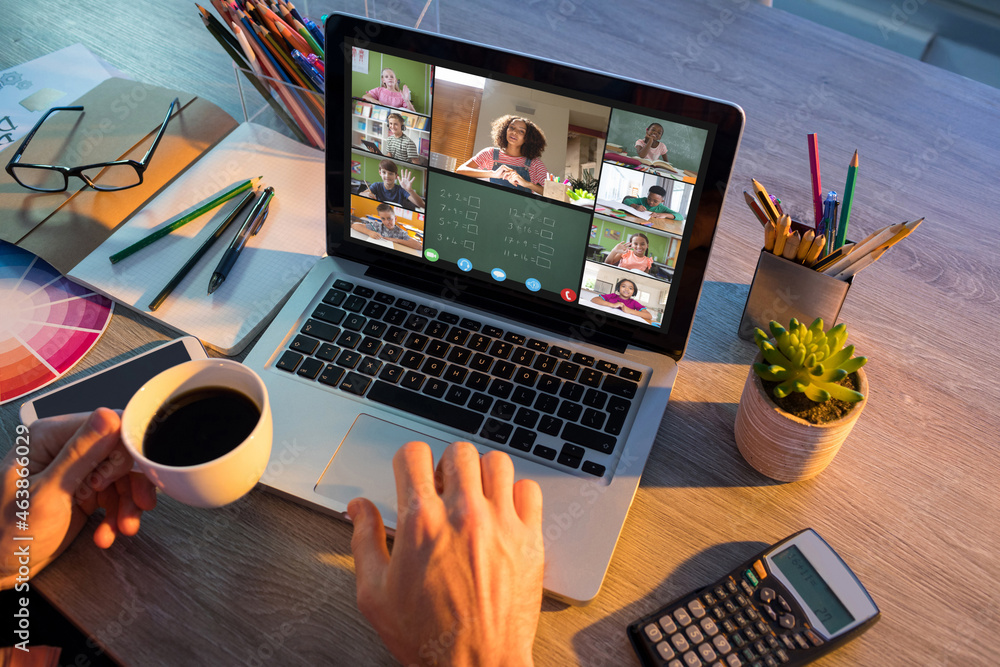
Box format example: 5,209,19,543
19,337,207,426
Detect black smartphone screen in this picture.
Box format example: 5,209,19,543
29,340,197,419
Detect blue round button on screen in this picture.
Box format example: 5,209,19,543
525,278,541,292
457,258,473,272
491,268,506,282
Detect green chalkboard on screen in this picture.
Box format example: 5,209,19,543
606,110,708,174
351,51,433,115
425,173,592,291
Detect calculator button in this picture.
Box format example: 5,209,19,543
779,614,795,629
804,629,823,646
644,623,664,643
712,634,732,654
765,635,780,651
741,647,756,663
673,608,693,627
777,596,792,613
734,594,749,608
660,615,678,634
758,587,776,604
671,633,691,653
752,560,767,581
668,661,683,667
656,641,677,660
726,580,739,595
762,604,777,621
743,626,757,641
722,619,737,634
793,633,809,650
697,643,718,663
734,613,749,628
779,634,795,650
714,586,727,600
756,622,769,636
763,655,778,667
754,640,768,655
682,651,702,667
725,654,743,667
688,599,707,619
724,600,738,614
712,606,726,620
703,592,717,606
775,648,790,663
685,625,704,644
745,607,760,622
700,618,719,637
740,580,755,596
730,632,746,648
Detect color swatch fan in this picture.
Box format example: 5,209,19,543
0,241,113,405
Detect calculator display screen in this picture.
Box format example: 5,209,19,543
771,545,855,635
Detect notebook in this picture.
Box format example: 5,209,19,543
242,14,744,604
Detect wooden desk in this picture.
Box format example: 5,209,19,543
2,2,998,665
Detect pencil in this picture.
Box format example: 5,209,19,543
772,214,791,257
109,177,262,264
744,190,769,226
836,150,858,250
148,187,258,310
831,246,888,281
197,6,309,144
782,231,801,261
752,179,780,223
808,134,823,230
804,234,826,265
796,230,815,262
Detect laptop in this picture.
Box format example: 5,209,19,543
243,13,744,604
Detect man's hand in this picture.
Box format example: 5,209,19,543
350,441,543,667
1,409,157,588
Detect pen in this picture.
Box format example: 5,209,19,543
821,191,837,256
147,187,258,311
836,150,859,250
109,176,261,264
208,186,275,294
291,48,324,91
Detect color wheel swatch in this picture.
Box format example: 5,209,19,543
1,242,113,405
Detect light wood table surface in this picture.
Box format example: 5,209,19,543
2,2,998,665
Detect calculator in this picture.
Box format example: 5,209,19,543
627,529,879,667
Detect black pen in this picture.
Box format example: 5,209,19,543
208,186,274,294
147,187,258,311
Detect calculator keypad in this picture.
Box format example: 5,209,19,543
629,559,826,666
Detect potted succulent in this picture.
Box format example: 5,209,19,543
734,317,868,481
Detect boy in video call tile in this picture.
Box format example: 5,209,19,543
623,185,684,221
360,159,425,210
351,203,422,250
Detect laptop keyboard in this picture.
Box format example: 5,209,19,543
271,277,646,479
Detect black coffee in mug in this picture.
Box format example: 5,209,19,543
143,387,260,467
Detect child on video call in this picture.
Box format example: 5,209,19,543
351,203,422,250
622,185,684,221
591,278,652,323
456,115,548,195
635,122,668,162
384,112,420,164
362,67,416,111
360,159,425,210
605,232,654,274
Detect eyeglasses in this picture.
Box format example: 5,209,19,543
4,97,179,192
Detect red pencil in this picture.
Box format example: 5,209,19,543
808,133,823,230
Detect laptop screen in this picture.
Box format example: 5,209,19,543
326,15,743,358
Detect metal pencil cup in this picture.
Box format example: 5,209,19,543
737,250,852,340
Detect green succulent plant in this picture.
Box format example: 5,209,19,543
753,318,867,403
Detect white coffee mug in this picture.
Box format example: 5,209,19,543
121,359,272,508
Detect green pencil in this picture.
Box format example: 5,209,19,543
109,176,261,264
836,150,858,250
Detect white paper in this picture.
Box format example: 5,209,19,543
0,44,115,150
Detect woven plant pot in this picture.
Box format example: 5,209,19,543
734,355,868,482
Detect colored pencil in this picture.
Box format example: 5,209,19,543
744,190,770,227
751,178,780,223
808,133,823,230
836,150,858,250
110,177,262,264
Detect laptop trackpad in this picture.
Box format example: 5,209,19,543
313,414,451,528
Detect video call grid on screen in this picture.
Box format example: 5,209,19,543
343,41,718,330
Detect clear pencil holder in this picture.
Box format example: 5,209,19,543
233,63,325,150
738,249,853,340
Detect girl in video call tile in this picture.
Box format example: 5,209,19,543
605,233,654,274
635,122,668,162
591,278,652,322
456,115,548,195
362,67,416,111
